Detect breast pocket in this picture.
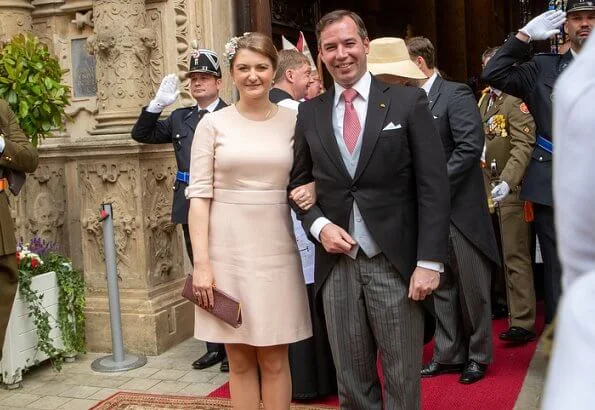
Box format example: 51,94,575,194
377,128,405,156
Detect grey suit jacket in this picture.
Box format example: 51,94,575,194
428,76,500,266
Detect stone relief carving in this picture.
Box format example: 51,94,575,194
72,10,94,30
143,9,165,93
91,0,152,115
174,0,192,103
80,162,138,275
0,10,33,43
144,164,178,283
14,164,68,252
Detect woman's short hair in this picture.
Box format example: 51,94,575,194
231,32,278,71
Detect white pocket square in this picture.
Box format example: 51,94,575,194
382,122,402,131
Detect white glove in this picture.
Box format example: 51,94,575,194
519,10,566,41
147,74,180,113
491,181,511,203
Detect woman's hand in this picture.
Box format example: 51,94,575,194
192,263,215,309
290,181,316,211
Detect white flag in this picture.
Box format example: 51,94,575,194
282,35,297,51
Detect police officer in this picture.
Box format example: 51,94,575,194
0,99,39,359
131,48,228,372
481,0,595,325
480,47,537,344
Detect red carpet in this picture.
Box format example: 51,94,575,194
208,315,544,409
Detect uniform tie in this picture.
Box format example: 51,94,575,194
487,91,498,112
197,109,209,120
342,88,361,154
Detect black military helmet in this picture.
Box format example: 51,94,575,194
186,48,222,78
566,0,595,13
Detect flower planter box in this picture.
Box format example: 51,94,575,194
1,271,63,388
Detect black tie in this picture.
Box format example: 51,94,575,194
197,109,209,120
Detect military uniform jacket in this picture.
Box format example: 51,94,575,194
428,76,500,266
481,35,573,206
131,99,227,224
479,91,536,190
0,100,39,255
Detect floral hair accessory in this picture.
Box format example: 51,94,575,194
223,32,250,65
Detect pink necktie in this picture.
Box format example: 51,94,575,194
342,88,361,154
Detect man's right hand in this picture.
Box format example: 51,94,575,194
320,223,356,254
519,10,566,42
147,74,180,113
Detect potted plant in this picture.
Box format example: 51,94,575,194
1,238,85,388
0,33,70,147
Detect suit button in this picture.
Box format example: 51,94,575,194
350,185,358,192
539,156,543,161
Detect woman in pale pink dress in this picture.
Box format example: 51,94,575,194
186,32,314,409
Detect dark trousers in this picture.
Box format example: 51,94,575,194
0,253,18,361
533,204,562,324
433,224,493,365
182,224,225,355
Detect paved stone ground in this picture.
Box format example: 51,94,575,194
0,337,547,410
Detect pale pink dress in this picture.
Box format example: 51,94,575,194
186,105,312,346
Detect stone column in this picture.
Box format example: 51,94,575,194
89,0,155,134
0,0,34,42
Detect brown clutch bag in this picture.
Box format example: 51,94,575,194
182,275,242,328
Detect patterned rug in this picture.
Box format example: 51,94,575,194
91,391,336,409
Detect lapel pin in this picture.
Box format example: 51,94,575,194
379,103,386,108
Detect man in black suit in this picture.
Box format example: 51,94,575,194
131,48,228,372
481,0,594,325
289,10,450,409
407,37,500,384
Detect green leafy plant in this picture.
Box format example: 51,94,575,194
16,238,86,371
0,33,70,147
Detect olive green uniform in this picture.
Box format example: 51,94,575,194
480,91,536,331
0,99,39,359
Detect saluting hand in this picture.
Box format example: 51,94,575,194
148,74,180,112
519,10,566,42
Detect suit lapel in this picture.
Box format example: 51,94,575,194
353,78,389,181
184,107,199,133
315,87,352,181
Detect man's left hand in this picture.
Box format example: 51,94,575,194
491,181,510,203
408,266,440,301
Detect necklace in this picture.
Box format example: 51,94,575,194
264,104,276,120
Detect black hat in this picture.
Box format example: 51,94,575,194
187,48,222,78
566,0,595,13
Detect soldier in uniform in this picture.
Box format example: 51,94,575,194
0,99,39,359
480,47,537,344
481,0,595,324
131,48,229,372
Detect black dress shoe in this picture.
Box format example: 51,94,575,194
219,357,229,372
192,351,224,370
459,360,487,384
499,327,536,344
421,361,464,377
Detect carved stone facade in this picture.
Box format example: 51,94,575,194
0,0,33,42
8,0,235,355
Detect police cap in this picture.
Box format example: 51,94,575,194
186,48,222,78
566,0,595,13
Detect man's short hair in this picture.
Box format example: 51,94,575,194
316,9,368,46
274,50,310,83
406,36,436,69
481,46,500,63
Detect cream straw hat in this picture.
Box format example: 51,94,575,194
367,37,427,80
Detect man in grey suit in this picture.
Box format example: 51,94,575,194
289,10,450,409
407,37,500,384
